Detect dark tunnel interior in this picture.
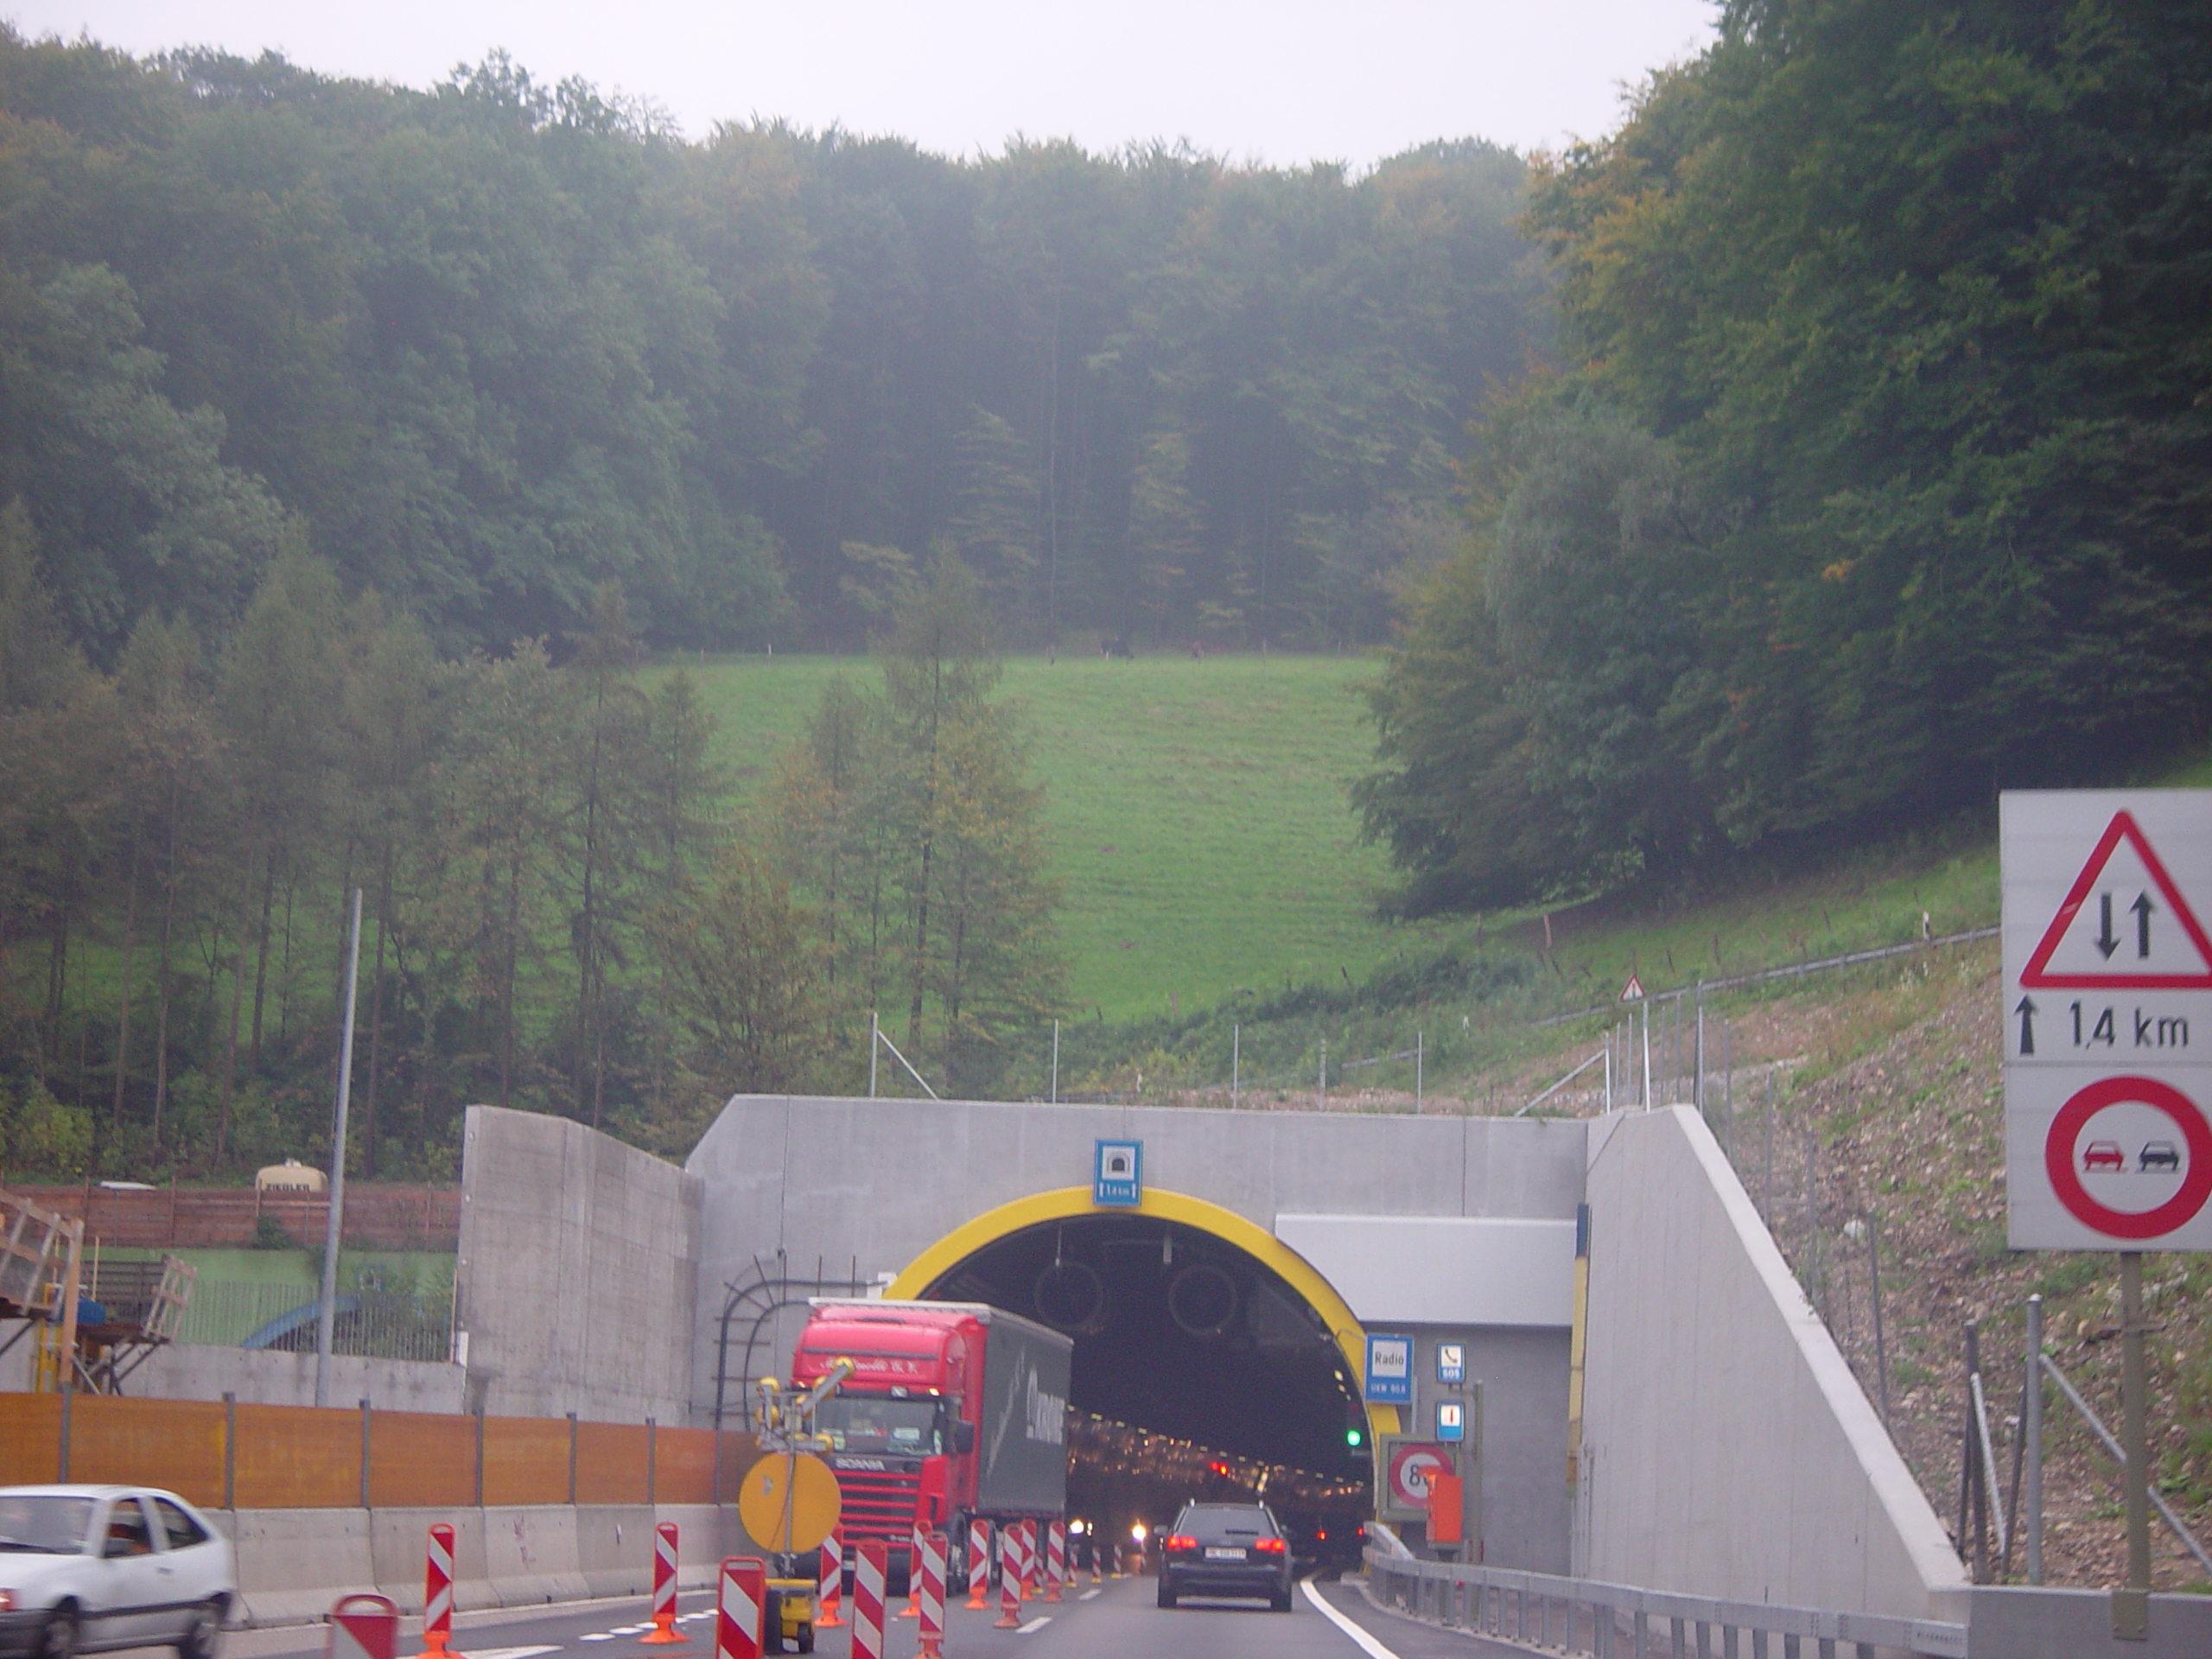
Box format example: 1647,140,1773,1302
920,1212,1370,1481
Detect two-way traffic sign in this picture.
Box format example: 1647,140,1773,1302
2003,791,2212,1250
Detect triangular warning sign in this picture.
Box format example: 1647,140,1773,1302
2020,810,2212,990
1619,974,1644,1002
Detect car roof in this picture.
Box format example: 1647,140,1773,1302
0,1485,176,1501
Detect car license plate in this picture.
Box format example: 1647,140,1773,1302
1205,1547,1243,1560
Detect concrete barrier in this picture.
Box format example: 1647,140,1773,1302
221,1507,378,1628
481,1507,594,1606
1967,1586,2212,1659
215,1505,757,1629
1578,1107,1969,1622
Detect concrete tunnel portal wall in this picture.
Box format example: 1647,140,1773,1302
682,1094,1586,1573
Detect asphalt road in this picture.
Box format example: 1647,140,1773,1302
144,1570,1527,1659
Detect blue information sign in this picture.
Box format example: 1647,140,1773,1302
1094,1140,1142,1207
1436,1400,1465,1442
1364,1333,1414,1405
1436,1342,1465,1383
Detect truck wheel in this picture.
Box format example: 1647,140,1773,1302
762,1592,784,1654
796,1626,814,1655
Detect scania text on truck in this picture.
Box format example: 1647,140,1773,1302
790,1300,1071,1592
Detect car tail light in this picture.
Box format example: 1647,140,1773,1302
1255,1537,1287,1554
1163,1535,1197,1553
0,1592,13,1611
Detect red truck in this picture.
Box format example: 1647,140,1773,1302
791,1300,1073,1591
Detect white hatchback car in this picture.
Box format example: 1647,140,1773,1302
0,1487,233,1659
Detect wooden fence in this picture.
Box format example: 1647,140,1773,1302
13,1185,461,1251
0,1392,754,1510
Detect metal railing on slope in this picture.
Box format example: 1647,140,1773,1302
1363,1544,1967,1659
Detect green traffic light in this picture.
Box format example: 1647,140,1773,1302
1345,1427,1364,1447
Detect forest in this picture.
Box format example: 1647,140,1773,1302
0,26,1544,662
7,0,2212,1182
1357,0,2212,914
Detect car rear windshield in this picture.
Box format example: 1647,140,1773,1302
1175,1504,1275,1542
0,1495,94,1554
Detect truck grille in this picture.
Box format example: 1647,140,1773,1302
833,1466,922,1540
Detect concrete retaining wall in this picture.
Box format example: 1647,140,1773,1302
121,1343,466,1410
1578,1107,1968,1622
456,1107,702,1422
213,1503,747,1628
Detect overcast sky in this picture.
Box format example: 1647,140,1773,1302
3,1,1718,166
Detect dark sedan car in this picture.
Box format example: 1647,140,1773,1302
1156,1502,1294,1611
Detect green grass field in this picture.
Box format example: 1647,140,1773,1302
671,651,2212,1071
672,651,1421,1020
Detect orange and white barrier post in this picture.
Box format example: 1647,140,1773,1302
416,1524,457,1659
898,1522,924,1618
1088,1529,1101,1586
715,1558,766,1659
644,1522,687,1643
962,1519,990,1610
329,1594,398,1659
853,1541,888,1659
1022,1522,1040,1602
817,1532,845,1629
1044,1522,1064,1603
993,1529,1020,1630
914,1531,945,1659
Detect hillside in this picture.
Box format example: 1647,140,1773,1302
678,651,1410,1020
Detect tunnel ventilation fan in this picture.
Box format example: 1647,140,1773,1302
1033,1258,1108,1333
1166,1262,1239,1339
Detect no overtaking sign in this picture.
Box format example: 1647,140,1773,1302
2003,791,2212,1250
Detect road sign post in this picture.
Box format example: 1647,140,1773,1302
2004,791,2212,1638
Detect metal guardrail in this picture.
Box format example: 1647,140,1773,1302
1363,1546,1967,1658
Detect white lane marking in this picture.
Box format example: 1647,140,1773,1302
611,1628,651,1637
1300,1578,1402,1659
579,1636,616,1643
469,1647,563,1659
1017,1616,1052,1633
1077,1588,1101,1601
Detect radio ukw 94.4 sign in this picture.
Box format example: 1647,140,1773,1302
2003,791,2212,1250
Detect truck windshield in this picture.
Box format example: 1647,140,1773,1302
817,1395,943,1455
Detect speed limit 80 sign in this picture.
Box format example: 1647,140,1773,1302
2004,791,2212,1249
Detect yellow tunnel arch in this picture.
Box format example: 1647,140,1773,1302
883,1184,1402,1441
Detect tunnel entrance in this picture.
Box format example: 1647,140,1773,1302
907,1205,1373,1555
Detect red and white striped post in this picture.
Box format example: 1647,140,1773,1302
993,1529,1020,1630
415,1523,455,1659
962,1519,990,1610
1022,1522,1040,1602
1088,1527,1101,1586
644,1522,686,1643
1043,1522,1064,1603
817,1531,845,1629
913,1531,945,1659
898,1522,924,1618
715,1558,766,1659
852,1541,887,1659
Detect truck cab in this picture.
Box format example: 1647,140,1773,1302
791,1300,1068,1592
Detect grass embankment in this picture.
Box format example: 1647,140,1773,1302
677,651,1408,1021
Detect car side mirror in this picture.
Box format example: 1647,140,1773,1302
950,1421,975,1455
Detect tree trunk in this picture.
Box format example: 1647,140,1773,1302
248,857,275,1071
151,784,180,1148
111,819,144,1129
217,861,255,1163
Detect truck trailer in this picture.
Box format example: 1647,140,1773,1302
790,1299,1072,1592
